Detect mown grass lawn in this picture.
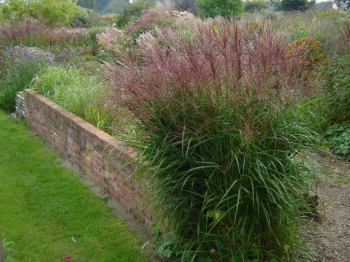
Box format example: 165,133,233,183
0,110,147,262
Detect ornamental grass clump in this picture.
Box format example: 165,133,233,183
105,18,320,261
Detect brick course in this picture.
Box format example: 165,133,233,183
23,89,153,227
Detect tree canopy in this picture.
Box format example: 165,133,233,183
0,0,84,26
196,0,243,17
274,0,315,11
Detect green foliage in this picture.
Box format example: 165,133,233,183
105,19,321,260
0,111,147,262
115,13,134,27
88,26,106,55
125,0,156,17
0,46,55,112
138,97,319,261
274,0,315,11
31,66,113,132
324,121,350,160
290,17,309,40
196,0,243,17
322,56,350,124
244,0,268,13
0,0,84,27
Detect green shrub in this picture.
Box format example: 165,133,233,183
324,121,350,160
105,18,321,261
31,66,113,132
0,0,85,27
0,45,55,111
196,0,243,17
88,26,106,56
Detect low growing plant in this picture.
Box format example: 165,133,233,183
105,18,320,261
324,120,350,160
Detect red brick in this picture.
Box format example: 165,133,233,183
119,197,131,212
23,89,154,225
130,208,145,224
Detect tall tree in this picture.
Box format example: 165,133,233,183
276,0,315,11
196,0,243,17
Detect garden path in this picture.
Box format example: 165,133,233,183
303,153,350,262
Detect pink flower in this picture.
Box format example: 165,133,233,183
64,255,71,262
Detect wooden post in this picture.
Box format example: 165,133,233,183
0,231,4,262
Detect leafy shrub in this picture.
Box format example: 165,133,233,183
114,13,134,28
31,66,113,132
0,0,84,27
88,27,106,56
196,0,243,17
289,17,309,41
105,18,320,261
324,121,350,160
0,45,55,111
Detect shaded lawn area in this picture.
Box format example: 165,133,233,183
0,110,146,262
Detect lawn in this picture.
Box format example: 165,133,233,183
0,110,147,262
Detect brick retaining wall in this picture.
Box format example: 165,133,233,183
23,89,153,227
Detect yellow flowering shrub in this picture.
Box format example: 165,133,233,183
287,37,327,78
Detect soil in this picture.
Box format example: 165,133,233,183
302,152,350,262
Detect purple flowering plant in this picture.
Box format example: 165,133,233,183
0,45,55,111
0,19,47,46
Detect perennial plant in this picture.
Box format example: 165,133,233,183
105,18,320,261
